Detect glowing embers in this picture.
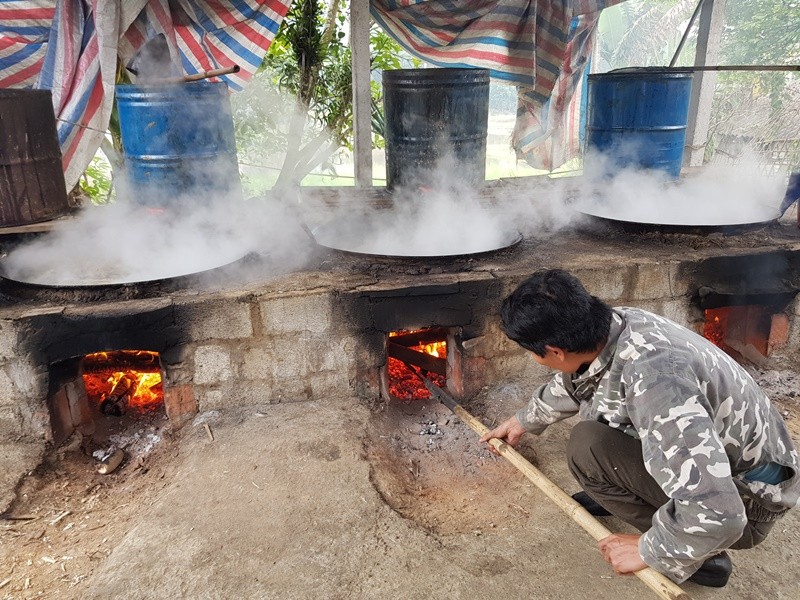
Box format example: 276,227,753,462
82,351,164,415
703,305,779,358
387,328,447,400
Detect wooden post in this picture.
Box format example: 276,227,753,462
350,0,373,187
684,0,727,168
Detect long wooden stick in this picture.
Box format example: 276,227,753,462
144,65,241,85
416,375,691,600
182,65,240,82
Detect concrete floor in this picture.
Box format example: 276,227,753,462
59,395,799,600
3,210,800,599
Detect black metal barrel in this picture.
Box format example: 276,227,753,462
0,89,69,227
382,68,490,190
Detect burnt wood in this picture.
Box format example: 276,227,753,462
82,351,161,373
386,341,447,376
0,89,70,227
389,327,448,347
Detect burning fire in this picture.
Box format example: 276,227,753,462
82,351,164,415
388,330,447,400
703,309,726,348
703,305,771,357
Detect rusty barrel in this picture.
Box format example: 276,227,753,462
0,89,70,227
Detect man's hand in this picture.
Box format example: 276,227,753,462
598,533,647,575
479,416,527,454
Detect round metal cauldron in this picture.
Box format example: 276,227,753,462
383,68,490,190
0,89,70,227
586,68,694,179
311,213,521,259
115,82,241,207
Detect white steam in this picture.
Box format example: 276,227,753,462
312,166,518,257
573,149,787,226
126,34,182,82
1,190,313,287
0,72,320,288
1,99,792,287
309,146,790,258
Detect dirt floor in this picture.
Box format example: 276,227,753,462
2,368,800,600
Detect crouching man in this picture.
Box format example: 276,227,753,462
481,269,799,587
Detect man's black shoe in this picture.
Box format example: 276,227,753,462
571,491,612,517
689,552,732,588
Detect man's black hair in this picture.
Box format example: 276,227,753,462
501,269,613,356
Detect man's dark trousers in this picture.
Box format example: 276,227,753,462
566,420,773,549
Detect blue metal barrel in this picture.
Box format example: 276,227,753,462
383,68,490,190
586,69,694,179
115,82,240,206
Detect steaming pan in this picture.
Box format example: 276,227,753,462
579,201,780,228
0,248,248,288
311,215,521,258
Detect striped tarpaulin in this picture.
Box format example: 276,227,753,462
371,0,626,170
0,1,56,89
0,0,290,191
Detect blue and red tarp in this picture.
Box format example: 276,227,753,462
1,0,625,188
372,0,626,170
0,0,291,190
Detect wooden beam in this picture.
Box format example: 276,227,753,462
684,0,727,168
350,0,373,187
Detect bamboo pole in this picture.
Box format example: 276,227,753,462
414,373,692,600
144,65,241,85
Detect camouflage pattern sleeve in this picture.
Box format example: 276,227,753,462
515,373,580,435
629,371,749,583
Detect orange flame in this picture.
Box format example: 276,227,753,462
82,351,163,414
703,309,726,348
388,330,447,400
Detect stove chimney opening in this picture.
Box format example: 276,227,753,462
385,328,451,401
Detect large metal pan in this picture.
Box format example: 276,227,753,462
577,195,781,233
0,247,249,288
311,213,521,258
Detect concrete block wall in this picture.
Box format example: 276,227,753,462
1,253,797,444
186,290,376,413
177,257,796,416
0,318,49,442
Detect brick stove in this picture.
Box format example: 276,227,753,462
2,188,800,473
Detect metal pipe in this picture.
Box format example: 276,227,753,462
669,0,707,68
682,64,800,73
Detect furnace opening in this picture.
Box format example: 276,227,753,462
47,351,167,463
82,351,164,416
385,328,449,401
701,294,794,362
